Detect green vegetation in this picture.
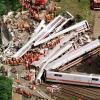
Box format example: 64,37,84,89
0,76,12,100
0,0,21,16
56,0,94,23
70,96,77,100
98,36,100,40
0,0,94,21
77,55,100,74
0,0,7,16
9,0,21,11
75,14,84,22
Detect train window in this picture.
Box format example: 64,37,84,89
92,78,99,81
54,74,62,77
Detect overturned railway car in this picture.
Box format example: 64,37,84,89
45,39,100,70
43,70,100,87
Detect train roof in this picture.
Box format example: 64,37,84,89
47,70,100,78
45,39,100,70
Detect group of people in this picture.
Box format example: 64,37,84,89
18,0,45,21
42,37,61,49
18,0,56,22
4,50,43,69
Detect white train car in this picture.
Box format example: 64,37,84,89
35,41,73,83
43,70,100,87
32,32,81,67
12,15,63,58
35,39,100,84
34,20,90,46
45,39,100,70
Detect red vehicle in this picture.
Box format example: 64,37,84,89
91,0,100,10
35,0,47,5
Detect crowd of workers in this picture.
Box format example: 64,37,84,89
4,50,43,69
18,0,57,22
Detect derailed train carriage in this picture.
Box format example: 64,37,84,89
41,39,100,87
42,70,100,87
35,39,100,84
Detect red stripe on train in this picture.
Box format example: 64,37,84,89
47,77,100,86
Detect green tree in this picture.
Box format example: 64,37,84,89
10,0,21,11
0,76,12,100
0,3,7,16
0,0,21,16
75,14,84,22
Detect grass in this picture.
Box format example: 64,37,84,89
56,0,94,24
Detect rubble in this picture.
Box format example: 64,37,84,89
1,9,93,82
0,0,99,99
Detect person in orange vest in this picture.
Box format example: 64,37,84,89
33,10,41,21
29,7,34,14
45,11,52,22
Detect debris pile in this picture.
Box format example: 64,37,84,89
2,11,36,57
0,1,100,99
2,9,95,82
18,0,56,22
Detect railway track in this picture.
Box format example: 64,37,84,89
41,83,100,100
61,87,92,100
39,47,100,100
61,84,100,100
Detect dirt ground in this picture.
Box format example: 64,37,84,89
12,92,22,100
93,11,100,38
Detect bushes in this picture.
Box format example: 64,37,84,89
0,0,21,16
75,14,84,22
9,0,21,11
0,76,12,100
0,2,7,16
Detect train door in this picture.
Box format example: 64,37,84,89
90,74,100,87
41,69,46,82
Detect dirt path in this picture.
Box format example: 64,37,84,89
12,92,22,100
93,11,100,38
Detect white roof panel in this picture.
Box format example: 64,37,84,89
45,39,100,70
